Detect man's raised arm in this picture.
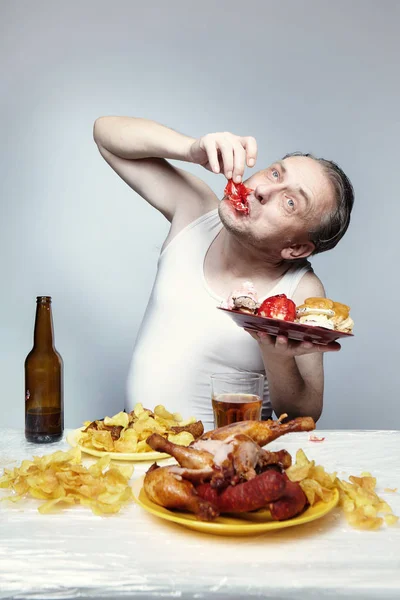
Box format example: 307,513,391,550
93,117,219,221
93,117,195,162
93,117,257,221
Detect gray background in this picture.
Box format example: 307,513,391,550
1,0,399,430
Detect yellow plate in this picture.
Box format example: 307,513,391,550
132,475,339,536
66,428,170,462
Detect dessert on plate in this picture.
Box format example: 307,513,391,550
296,297,354,333
225,281,259,314
222,280,354,333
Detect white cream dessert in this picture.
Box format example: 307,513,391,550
296,310,336,330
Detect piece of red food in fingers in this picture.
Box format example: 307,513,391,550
224,180,253,214
196,469,286,513
269,479,307,520
257,294,296,321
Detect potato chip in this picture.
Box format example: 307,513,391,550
385,514,399,526
295,448,312,467
346,509,383,530
177,416,197,427
286,462,313,482
349,475,377,491
133,403,145,417
38,496,76,514
104,411,129,428
154,405,175,420
376,500,392,514
309,465,337,488
133,416,164,435
113,429,139,453
341,497,355,514
300,478,334,504
0,448,133,515
82,429,114,452
77,403,201,456
287,448,398,530
136,439,153,453
167,431,194,446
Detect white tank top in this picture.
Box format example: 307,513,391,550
126,209,312,427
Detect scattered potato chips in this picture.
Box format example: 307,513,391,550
80,403,198,454
286,449,398,530
0,447,134,515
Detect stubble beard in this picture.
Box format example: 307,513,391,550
218,200,269,252
217,201,253,247
218,200,287,262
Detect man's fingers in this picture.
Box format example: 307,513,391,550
244,328,259,341
245,328,274,346
203,139,220,173
257,331,275,346
232,142,247,183
297,340,341,354
313,341,341,353
241,136,258,167
275,335,289,349
245,329,341,357
197,133,257,176
217,141,234,179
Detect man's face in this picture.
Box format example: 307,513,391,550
218,156,336,259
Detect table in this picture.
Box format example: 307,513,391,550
0,429,399,600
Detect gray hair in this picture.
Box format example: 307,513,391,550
282,152,355,255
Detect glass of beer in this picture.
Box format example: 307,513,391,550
211,372,264,428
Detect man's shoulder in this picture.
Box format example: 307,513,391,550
161,196,219,254
292,269,326,305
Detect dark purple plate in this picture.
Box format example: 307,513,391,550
218,307,354,345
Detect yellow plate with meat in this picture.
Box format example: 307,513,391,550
67,428,170,462
131,475,340,536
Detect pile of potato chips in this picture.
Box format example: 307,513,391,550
79,403,197,454
286,449,398,530
0,447,133,515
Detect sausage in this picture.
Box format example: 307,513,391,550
196,469,286,513
269,479,307,520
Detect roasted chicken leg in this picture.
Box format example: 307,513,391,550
142,417,314,522
147,431,292,486
147,433,214,469
200,416,315,447
143,465,219,521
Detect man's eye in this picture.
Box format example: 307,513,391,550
287,198,295,208
271,169,279,179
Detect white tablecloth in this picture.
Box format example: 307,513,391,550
0,428,399,600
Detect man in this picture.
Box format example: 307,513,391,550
93,119,354,424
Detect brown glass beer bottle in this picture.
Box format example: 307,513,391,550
25,296,64,443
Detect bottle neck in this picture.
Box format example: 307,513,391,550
33,298,55,350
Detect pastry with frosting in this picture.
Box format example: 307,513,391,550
296,297,354,332
224,281,259,314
